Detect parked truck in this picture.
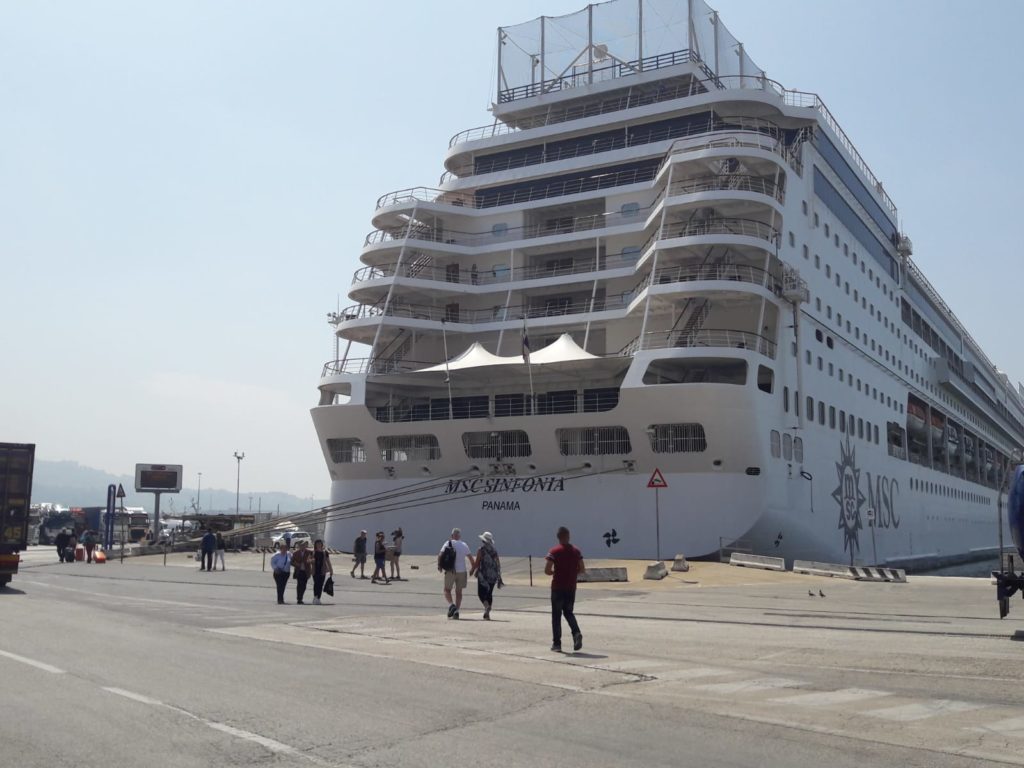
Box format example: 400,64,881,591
0,443,35,588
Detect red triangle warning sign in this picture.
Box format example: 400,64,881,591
647,468,668,489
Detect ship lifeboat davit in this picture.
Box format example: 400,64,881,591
907,402,927,435
964,435,976,466
984,446,994,475
930,411,944,444
1006,465,1024,559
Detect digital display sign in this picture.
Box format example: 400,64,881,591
135,464,182,493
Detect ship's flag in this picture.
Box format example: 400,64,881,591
521,318,531,365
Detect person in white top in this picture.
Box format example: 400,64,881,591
438,528,474,619
270,541,292,605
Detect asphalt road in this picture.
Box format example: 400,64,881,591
3,549,1024,767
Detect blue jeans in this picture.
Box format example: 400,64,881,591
551,589,580,644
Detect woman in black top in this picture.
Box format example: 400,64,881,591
311,539,334,605
371,531,390,584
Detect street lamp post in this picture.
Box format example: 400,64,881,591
234,452,245,516
197,472,202,514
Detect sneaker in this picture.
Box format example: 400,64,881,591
297,600,304,605
551,643,562,652
447,603,457,618
313,598,321,605
452,610,460,620
483,603,491,620
573,633,583,651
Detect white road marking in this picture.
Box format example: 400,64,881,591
970,715,1024,737
0,649,66,675
102,687,164,706
863,699,986,722
598,659,672,672
772,688,892,707
102,686,336,764
692,677,803,694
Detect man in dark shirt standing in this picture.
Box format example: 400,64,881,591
350,530,368,579
545,526,585,652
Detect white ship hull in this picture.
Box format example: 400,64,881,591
312,0,1024,571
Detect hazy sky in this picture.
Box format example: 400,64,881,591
3,0,1022,497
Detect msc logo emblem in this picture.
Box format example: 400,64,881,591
832,439,865,561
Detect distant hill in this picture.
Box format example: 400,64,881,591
31,460,327,515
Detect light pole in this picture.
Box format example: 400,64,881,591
197,472,202,514
234,452,245,516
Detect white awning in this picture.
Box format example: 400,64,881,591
419,334,598,372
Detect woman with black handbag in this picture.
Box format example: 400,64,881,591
311,539,334,605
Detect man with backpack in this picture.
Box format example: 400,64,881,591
437,528,474,619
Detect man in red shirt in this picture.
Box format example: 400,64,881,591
544,526,585,652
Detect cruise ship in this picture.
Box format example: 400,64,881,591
312,0,1024,568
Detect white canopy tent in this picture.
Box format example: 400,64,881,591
419,333,598,373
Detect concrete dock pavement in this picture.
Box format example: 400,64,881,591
6,548,1024,767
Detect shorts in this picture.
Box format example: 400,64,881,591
444,571,468,591
374,555,386,570
353,553,366,565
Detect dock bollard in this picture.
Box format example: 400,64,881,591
163,545,168,567
529,555,533,587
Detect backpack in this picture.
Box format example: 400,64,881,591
438,540,456,572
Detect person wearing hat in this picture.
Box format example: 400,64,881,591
350,530,368,579
471,531,502,620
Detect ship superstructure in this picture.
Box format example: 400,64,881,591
312,0,1024,568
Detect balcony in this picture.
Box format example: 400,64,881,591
665,174,784,204
620,328,777,358
364,206,647,251
352,250,641,289
336,293,634,328
640,262,782,296
447,116,783,180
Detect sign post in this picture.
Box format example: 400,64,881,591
116,484,126,562
104,484,116,550
647,468,669,561
867,507,877,565
135,464,182,544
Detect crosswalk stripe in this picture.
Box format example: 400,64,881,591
772,688,891,707
692,677,803,694
969,715,1024,737
863,699,985,722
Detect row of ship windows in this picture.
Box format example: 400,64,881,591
795,213,996,434
792,342,904,417
327,424,708,463
908,476,990,505
768,432,804,462
782,387,883,445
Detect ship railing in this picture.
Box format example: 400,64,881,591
637,263,781,295
618,328,777,358
363,204,649,249
336,294,634,326
375,187,475,210
666,174,784,203
497,48,697,104
443,117,783,181
321,358,434,377
373,388,621,423
352,251,641,287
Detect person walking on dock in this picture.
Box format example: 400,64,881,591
200,528,216,572
471,531,501,620
213,531,226,571
54,529,69,563
350,530,368,579
82,529,96,563
389,527,404,581
371,531,390,584
438,528,474,619
311,539,333,605
545,526,585,652
271,540,292,605
293,540,312,604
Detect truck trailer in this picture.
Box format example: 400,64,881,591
0,443,34,588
